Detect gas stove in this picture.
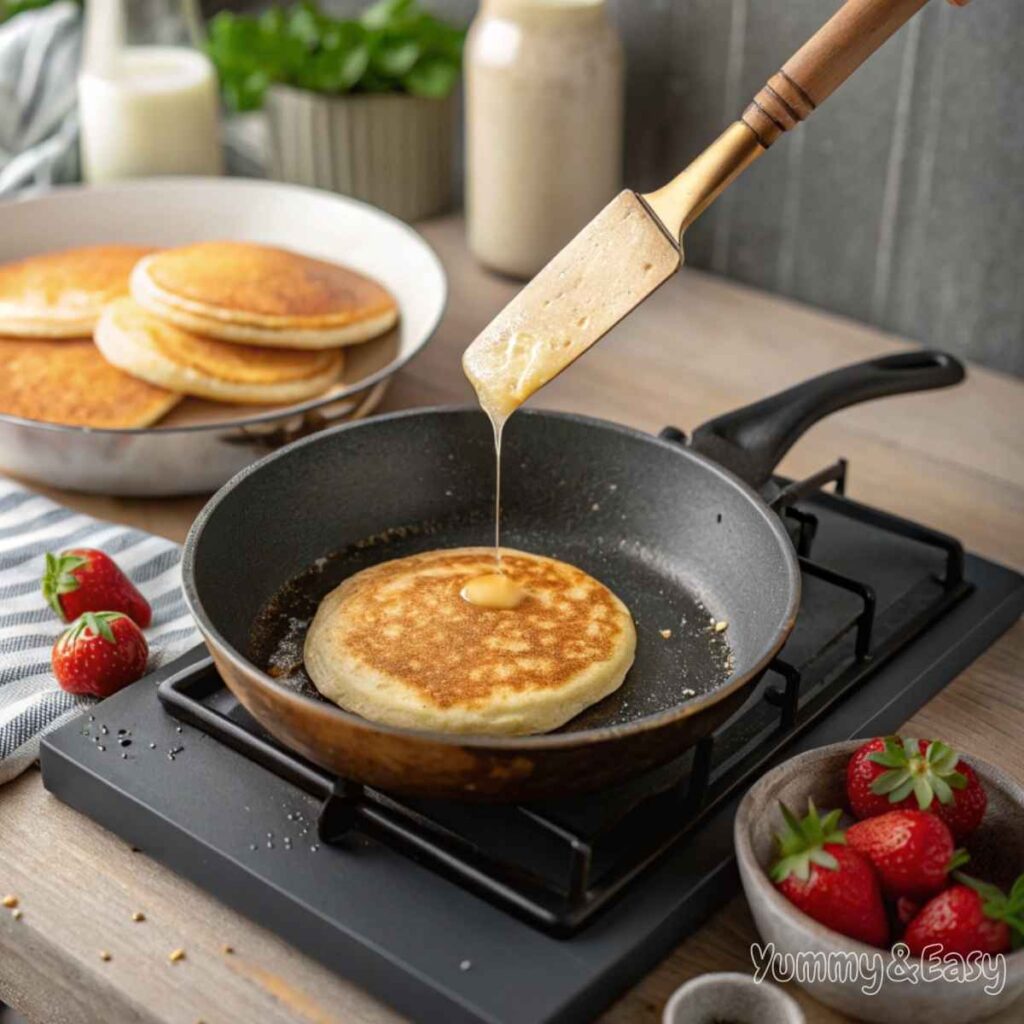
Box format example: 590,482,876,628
41,467,1024,1024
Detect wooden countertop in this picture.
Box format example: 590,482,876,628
1,214,1021,1024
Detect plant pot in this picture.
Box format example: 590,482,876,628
265,86,455,222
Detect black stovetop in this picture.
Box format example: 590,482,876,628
41,475,1024,1024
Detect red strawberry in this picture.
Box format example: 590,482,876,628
896,896,922,933
846,809,967,900
42,548,151,628
770,800,889,948
845,736,987,839
51,611,149,698
904,874,1024,958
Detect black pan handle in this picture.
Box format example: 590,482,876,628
686,350,965,490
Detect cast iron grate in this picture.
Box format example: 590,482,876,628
159,461,972,936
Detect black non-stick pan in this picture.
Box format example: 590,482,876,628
183,350,963,802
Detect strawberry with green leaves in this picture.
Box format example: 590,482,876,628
51,611,149,698
770,800,889,948
904,873,1024,958
846,809,967,901
42,548,152,628
846,736,987,839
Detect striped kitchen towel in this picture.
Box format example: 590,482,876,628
0,478,200,784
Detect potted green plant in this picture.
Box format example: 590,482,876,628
207,0,464,221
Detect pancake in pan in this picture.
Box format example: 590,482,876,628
95,298,344,405
304,547,637,736
0,337,180,428
131,241,398,349
0,245,153,337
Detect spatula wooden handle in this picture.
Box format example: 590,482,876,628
742,0,931,147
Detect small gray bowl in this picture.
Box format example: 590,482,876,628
735,740,1024,1023
662,972,804,1024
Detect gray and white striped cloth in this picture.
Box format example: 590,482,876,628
0,477,200,784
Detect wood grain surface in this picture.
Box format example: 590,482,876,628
1,215,1021,1024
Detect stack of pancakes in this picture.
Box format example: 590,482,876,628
0,242,398,429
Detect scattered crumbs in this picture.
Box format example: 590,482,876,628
459,959,472,972
591,502,600,511
222,944,235,955
608,483,617,491
168,948,186,963
2,895,17,908
149,743,156,749
131,911,145,923
716,512,722,523
714,620,728,633
659,629,672,639
681,688,696,698
99,951,111,962
12,909,23,921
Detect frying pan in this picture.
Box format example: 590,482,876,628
183,350,963,802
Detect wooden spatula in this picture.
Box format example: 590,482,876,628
464,0,933,418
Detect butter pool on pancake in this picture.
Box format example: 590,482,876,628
0,245,153,338
131,241,398,349
304,548,637,736
95,298,343,404
0,337,180,428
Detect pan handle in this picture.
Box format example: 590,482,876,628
686,350,965,490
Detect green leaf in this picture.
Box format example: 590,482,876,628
770,799,846,884
404,55,459,98
871,768,912,795
361,0,415,31
947,848,971,872
912,775,934,810
374,39,421,77
888,777,917,804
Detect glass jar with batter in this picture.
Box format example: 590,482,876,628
465,0,624,278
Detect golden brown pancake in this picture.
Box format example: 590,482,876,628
304,547,637,735
95,298,344,404
0,337,180,428
0,245,154,337
130,242,399,348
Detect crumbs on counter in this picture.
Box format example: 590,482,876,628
168,948,186,963
131,911,145,922
1,895,17,908
659,628,672,639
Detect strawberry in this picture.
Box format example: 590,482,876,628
846,809,967,900
42,548,152,628
845,736,987,839
51,611,149,698
904,873,1024,958
896,896,922,930
770,800,889,948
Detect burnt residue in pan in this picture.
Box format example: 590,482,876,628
249,514,733,734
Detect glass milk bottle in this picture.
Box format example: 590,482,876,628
466,0,624,278
78,0,223,183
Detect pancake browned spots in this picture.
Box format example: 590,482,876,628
331,550,622,710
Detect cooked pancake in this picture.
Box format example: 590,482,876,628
0,245,153,337
131,242,398,349
95,298,344,405
304,547,637,736
0,337,180,428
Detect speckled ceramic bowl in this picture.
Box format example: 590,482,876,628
735,740,1024,1023
662,972,805,1024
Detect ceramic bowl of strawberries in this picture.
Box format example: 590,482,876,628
735,737,1024,1023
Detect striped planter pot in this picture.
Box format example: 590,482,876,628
265,86,456,223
